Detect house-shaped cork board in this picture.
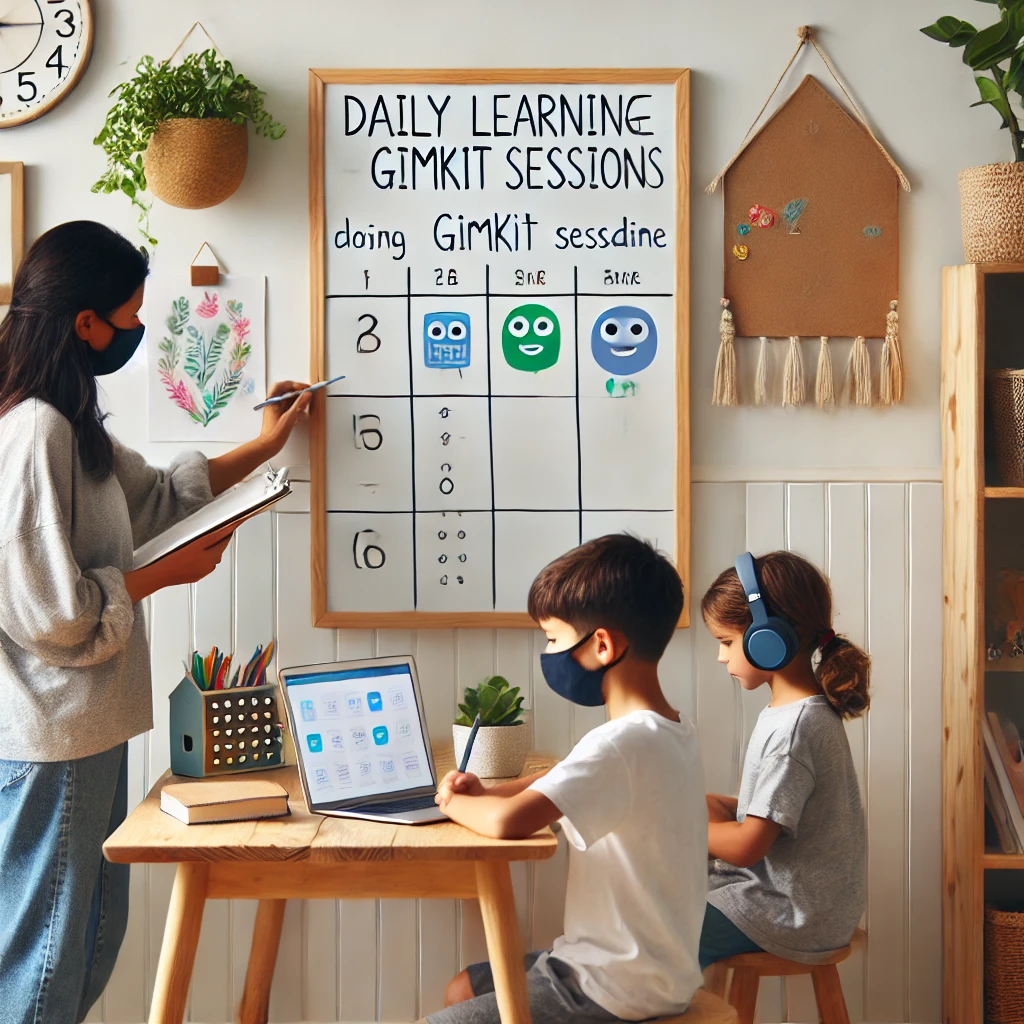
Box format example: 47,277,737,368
724,75,898,339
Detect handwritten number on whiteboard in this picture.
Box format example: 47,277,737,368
353,414,383,451
357,314,381,353
352,530,386,569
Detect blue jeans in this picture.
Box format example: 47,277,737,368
699,903,763,970
0,744,129,1024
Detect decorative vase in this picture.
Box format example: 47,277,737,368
959,162,1024,263
452,723,529,779
143,118,248,210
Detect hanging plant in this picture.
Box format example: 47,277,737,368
92,49,285,245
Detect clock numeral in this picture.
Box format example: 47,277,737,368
47,46,67,77
54,8,75,37
17,73,37,104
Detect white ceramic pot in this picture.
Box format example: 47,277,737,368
452,722,529,779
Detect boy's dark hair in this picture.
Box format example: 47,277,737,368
527,533,683,662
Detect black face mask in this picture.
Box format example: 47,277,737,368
85,318,145,376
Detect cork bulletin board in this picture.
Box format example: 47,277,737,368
723,76,899,340
309,69,691,629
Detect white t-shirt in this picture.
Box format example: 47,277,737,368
530,709,706,1020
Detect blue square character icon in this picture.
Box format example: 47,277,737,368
424,312,471,369
300,700,316,722
373,725,389,746
306,733,323,754
367,691,383,712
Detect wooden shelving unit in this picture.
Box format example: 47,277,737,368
942,264,1024,1024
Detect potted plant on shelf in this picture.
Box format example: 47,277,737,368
923,4,1024,261
453,676,529,779
92,48,285,245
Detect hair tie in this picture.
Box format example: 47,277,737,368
818,629,836,651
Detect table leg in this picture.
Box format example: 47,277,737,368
475,861,530,1024
238,899,287,1024
150,862,209,1024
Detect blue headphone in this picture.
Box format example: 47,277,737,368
734,552,800,671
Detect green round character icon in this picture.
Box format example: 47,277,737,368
501,304,560,372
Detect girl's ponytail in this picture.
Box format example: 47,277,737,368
816,635,871,719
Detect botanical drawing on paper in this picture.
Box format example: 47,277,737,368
157,291,254,426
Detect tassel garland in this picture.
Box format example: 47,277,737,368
815,336,834,409
712,298,739,406
845,335,872,406
879,300,904,406
782,335,805,407
754,336,769,406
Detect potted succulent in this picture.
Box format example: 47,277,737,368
93,49,285,245
453,676,528,779
923,4,1024,261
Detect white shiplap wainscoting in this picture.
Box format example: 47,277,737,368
85,480,942,1024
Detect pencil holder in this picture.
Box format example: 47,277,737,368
169,680,285,778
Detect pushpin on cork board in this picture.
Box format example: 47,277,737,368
190,242,221,286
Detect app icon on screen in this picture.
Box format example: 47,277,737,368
345,693,363,716
300,700,316,722
373,726,389,746
322,698,340,719
389,686,407,710
350,727,368,751
404,754,422,778
334,763,352,787
397,719,413,740
314,766,330,787
367,691,383,712
356,759,373,784
328,731,344,751
379,758,397,778
306,733,323,753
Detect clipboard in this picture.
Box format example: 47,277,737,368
132,467,290,570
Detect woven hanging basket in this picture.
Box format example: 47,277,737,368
143,118,248,210
959,162,1024,263
985,905,1024,1023
988,369,1024,486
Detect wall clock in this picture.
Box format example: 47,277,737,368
0,1,93,127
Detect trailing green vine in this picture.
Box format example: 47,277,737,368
92,49,285,244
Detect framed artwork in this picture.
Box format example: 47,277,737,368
0,162,25,306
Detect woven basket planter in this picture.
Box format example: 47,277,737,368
959,162,1024,263
986,904,1024,1022
989,369,1024,486
452,723,528,779
143,118,248,210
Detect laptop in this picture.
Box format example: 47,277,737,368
280,656,448,825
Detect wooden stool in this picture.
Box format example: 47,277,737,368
660,988,738,1024
703,929,865,1024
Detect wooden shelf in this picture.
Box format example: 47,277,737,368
985,659,1024,673
985,487,1024,498
984,853,1024,869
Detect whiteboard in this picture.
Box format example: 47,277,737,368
309,70,690,628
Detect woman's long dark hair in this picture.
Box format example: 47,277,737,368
0,221,149,478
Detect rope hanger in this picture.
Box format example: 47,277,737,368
163,21,228,66
706,26,910,195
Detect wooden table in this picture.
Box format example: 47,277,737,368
104,748,557,1024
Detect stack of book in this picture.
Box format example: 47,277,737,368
983,710,1024,854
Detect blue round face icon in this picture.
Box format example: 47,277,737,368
590,306,658,376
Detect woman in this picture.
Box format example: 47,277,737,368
0,221,311,1024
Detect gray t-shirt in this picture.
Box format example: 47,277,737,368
708,695,865,963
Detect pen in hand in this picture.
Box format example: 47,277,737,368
253,374,346,410
458,712,482,774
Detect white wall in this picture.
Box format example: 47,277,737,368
2,0,967,1020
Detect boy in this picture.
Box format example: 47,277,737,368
430,534,707,1024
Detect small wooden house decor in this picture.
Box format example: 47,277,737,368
708,27,910,408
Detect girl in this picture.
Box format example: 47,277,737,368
699,550,869,969
0,221,311,1024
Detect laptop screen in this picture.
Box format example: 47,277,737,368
284,662,434,808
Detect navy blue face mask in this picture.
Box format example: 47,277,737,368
540,630,629,707
85,319,145,376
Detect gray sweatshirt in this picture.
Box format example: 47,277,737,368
0,398,213,762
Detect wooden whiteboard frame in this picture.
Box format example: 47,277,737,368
309,68,690,629
0,163,25,306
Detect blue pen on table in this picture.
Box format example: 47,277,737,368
458,713,482,774
253,374,346,411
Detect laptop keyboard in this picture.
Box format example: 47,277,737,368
352,794,439,815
